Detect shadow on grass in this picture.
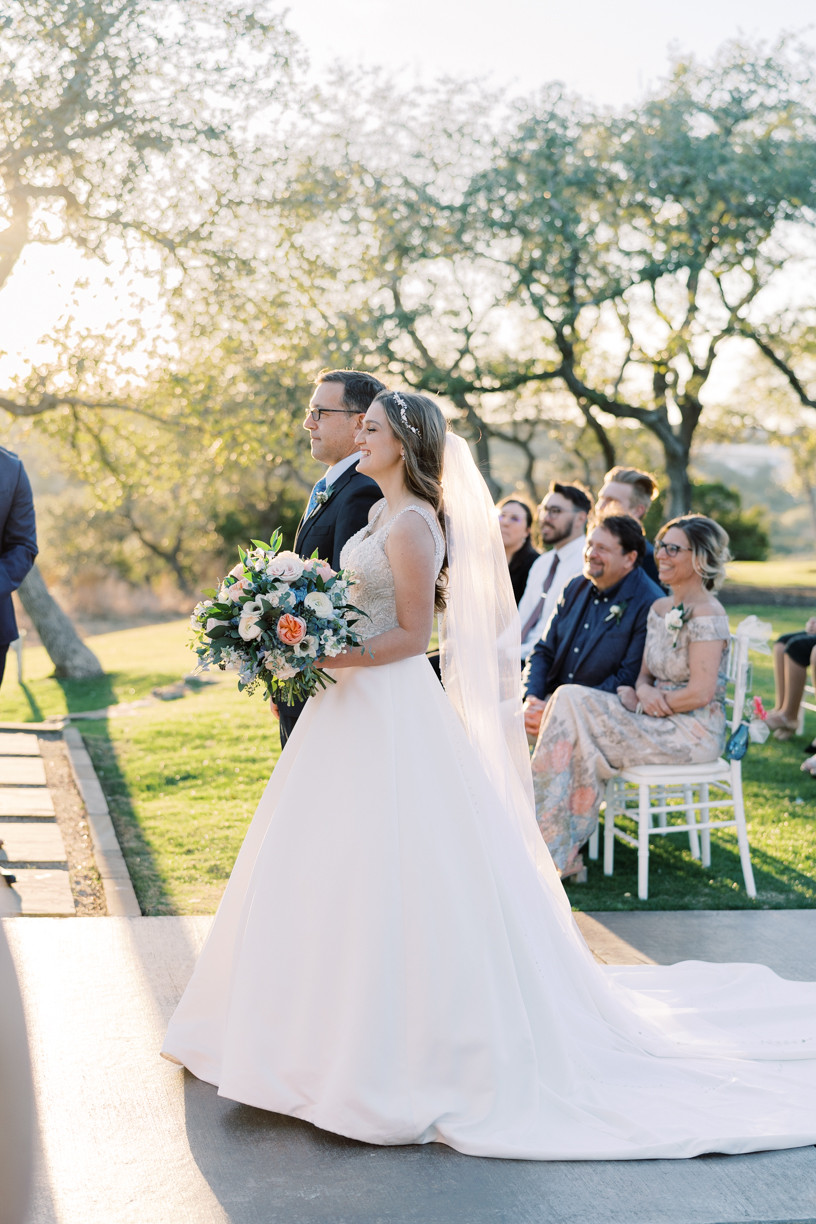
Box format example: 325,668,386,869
80,722,176,916
566,821,816,912
18,682,44,721
55,672,120,714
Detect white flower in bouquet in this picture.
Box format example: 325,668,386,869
238,601,264,641
221,646,243,671
205,616,226,634
304,590,333,618
293,634,318,658
265,656,299,680
266,551,304,581
228,562,245,579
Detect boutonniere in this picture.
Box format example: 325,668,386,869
314,487,333,509
604,600,627,625
664,602,691,648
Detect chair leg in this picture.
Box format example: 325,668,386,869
603,779,616,876
797,703,806,737
638,784,650,900
699,782,711,868
684,782,701,860
655,784,666,828
731,761,757,898
588,827,599,861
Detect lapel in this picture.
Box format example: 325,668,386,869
551,581,593,678
295,461,359,551
578,570,637,661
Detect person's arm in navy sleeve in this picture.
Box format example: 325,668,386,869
523,608,560,700
0,464,37,601
329,480,381,571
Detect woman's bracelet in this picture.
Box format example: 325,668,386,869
635,701,643,715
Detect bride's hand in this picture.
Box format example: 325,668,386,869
616,686,638,712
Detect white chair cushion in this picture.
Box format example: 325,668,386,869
618,758,730,784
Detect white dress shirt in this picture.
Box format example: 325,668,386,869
323,451,362,487
518,533,586,660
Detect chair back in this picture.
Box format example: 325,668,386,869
724,631,752,734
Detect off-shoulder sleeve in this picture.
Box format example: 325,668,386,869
687,615,730,642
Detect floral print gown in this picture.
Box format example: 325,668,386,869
531,610,730,874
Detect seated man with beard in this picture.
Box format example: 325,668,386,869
522,515,663,741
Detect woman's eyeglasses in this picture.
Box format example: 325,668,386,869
656,542,692,558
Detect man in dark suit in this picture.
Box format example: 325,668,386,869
595,465,662,586
273,368,386,746
0,449,37,687
522,515,663,740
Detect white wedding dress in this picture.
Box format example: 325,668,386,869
163,440,816,1161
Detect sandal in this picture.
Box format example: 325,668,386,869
802,741,816,755
768,710,798,734
800,755,816,777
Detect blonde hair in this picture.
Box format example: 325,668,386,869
604,466,659,513
372,390,448,610
657,515,731,591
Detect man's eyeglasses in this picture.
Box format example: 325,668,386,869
540,504,573,518
305,407,355,422
655,542,692,558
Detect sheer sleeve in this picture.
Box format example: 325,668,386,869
687,615,730,643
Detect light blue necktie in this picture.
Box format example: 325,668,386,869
305,476,327,519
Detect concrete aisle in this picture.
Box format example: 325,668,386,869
8,914,816,1224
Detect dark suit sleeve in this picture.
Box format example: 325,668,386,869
331,481,381,571
523,608,561,700
594,598,653,693
0,463,37,601
641,543,662,587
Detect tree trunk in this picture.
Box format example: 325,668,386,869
806,483,816,551
17,565,104,679
662,441,693,520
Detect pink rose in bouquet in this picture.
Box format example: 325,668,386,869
277,613,307,646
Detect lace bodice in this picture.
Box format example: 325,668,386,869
339,499,445,641
643,608,730,695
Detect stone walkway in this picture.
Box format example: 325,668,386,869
7,912,816,1224
0,721,140,918
0,730,74,916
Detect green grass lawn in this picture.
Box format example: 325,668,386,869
725,557,816,590
1,605,815,914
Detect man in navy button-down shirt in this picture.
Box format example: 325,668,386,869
523,515,663,739
0,448,37,687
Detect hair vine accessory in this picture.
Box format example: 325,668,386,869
392,391,421,438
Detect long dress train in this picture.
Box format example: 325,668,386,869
163,499,816,1160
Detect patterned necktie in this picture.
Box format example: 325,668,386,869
521,552,560,642
305,476,328,520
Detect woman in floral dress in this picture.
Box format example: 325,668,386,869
532,515,731,877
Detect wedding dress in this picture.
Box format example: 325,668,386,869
163,437,816,1161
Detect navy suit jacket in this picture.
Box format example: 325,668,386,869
0,449,37,644
523,566,664,700
640,539,662,587
294,461,381,572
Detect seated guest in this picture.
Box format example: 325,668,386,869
767,617,816,743
518,482,590,662
530,515,731,880
523,514,663,739
596,465,661,585
497,495,539,605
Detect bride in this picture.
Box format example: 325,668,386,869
163,389,816,1160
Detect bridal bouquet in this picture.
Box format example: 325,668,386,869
189,530,365,703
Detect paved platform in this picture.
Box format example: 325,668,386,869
7,914,816,1224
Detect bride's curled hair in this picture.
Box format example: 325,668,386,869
373,389,448,610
